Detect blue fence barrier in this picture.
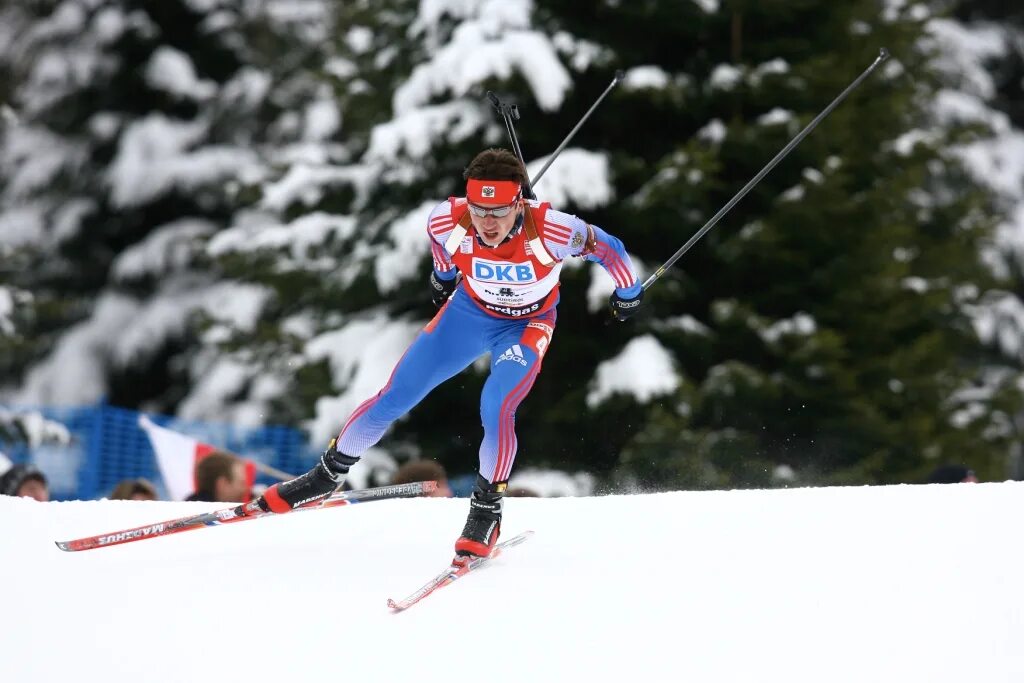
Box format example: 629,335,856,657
2,401,321,501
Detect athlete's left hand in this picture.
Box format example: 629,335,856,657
609,287,644,321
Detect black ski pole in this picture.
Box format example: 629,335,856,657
487,91,536,199
531,70,625,186
642,48,890,292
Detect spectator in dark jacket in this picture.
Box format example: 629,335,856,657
927,464,978,484
0,463,50,501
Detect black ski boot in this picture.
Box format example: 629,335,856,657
258,438,359,513
454,475,506,559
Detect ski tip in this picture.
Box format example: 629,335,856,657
55,541,72,552
386,599,405,611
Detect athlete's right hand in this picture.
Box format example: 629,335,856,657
429,271,459,308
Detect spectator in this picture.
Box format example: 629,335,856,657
927,464,978,484
391,459,453,497
505,486,539,497
0,463,50,501
186,450,251,502
110,478,159,501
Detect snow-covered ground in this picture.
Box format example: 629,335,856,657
2,483,1023,682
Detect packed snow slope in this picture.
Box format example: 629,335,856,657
2,483,1023,682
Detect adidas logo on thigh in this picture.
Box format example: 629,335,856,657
496,344,528,367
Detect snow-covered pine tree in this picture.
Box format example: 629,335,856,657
584,0,1019,489
0,405,70,448
0,0,340,420
942,0,1024,479
4,0,1021,491
200,0,621,470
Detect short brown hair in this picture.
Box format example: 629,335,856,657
391,459,447,486
110,478,158,500
194,451,240,494
463,148,528,185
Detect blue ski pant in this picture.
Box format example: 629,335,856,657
334,288,556,483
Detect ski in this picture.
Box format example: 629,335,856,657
387,530,534,612
55,480,437,552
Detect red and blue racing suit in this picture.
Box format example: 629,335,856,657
332,198,640,483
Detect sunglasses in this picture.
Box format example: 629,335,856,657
467,197,520,218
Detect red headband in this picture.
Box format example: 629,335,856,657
466,179,521,204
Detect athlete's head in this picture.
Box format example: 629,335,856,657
463,148,527,247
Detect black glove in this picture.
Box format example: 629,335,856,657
609,287,644,321
429,271,459,308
